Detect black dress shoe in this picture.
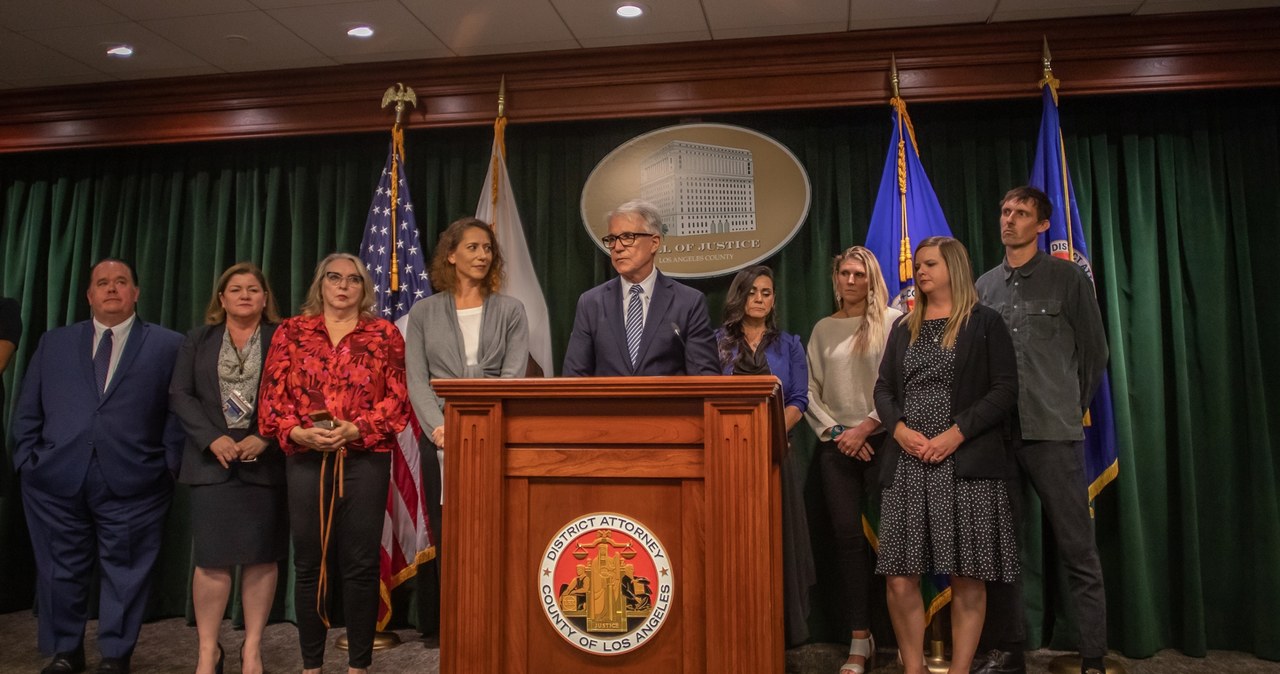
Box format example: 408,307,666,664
41,650,86,674
970,648,1027,674
96,657,130,674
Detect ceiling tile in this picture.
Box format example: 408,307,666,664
0,0,127,31
550,0,710,43
702,0,846,39
848,0,995,30
141,11,335,71
249,0,363,8
21,21,219,78
0,27,107,82
101,0,259,21
1136,0,1280,13
266,0,452,62
399,0,579,56
6,73,123,89
991,0,1143,22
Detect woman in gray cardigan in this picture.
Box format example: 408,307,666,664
406,217,529,450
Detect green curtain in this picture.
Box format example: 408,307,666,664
1,90,1277,660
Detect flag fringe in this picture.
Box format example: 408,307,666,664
375,545,438,631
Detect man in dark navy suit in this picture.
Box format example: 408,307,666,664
562,200,719,377
13,258,185,674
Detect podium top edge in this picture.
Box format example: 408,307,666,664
430,375,781,399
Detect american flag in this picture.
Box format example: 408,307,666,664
361,133,435,631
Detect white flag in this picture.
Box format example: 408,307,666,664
476,119,553,375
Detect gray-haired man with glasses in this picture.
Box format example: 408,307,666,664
563,200,718,376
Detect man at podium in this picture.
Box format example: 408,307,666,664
563,200,718,377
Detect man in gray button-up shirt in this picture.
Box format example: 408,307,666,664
972,186,1110,674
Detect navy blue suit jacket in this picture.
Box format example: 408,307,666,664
13,317,186,498
562,270,719,376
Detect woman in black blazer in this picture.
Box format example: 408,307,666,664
170,262,286,674
872,237,1019,674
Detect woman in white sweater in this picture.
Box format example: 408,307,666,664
805,246,902,674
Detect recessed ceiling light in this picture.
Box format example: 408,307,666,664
225,34,249,44
105,45,133,57
616,4,644,18
347,25,374,38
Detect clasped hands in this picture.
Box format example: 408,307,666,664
835,421,878,461
289,420,360,454
208,434,270,469
893,421,964,464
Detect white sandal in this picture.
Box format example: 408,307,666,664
840,633,874,673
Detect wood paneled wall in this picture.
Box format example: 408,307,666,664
2,9,1278,154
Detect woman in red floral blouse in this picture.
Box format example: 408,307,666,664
258,252,408,674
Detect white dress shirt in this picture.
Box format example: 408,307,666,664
619,267,658,331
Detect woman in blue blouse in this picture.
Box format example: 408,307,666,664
715,265,812,645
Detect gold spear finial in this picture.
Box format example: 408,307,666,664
380,82,418,128
1042,36,1053,79
890,54,900,99
498,76,506,118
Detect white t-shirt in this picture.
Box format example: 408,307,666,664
456,306,483,367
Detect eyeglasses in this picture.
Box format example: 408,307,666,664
324,272,364,287
601,231,657,248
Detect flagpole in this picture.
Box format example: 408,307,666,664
1040,39,1076,262
337,82,421,655
381,83,417,292
1037,43,1126,674
491,77,506,225
891,55,913,287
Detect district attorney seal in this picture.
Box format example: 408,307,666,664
539,513,674,655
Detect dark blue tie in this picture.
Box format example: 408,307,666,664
626,285,644,368
94,328,113,395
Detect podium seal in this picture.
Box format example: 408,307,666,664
538,512,673,655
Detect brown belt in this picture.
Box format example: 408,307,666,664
315,447,346,628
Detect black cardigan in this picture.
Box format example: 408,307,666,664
873,303,1018,486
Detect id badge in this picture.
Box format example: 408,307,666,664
223,389,254,424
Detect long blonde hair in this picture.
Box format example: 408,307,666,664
832,246,889,354
299,253,376,318
906,236,977,349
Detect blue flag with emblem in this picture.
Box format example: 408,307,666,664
1028,71,1120,503
864,95,953,313
863,88,955,622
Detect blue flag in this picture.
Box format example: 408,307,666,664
1028,80,1120,502
865,97,953,312
863,96,954,621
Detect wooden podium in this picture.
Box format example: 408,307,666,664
432,376,785,674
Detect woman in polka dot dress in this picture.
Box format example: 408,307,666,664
872,236,1020,674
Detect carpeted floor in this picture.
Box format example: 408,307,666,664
2,610,1277,673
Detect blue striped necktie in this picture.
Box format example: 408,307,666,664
626,285,644,368
93,328,113,395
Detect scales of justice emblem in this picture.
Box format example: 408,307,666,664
539,513,673,655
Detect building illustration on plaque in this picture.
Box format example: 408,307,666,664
640,140,757,236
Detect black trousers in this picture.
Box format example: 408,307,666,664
287,450,390,669
981,439,1108,658
816,434,885,635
